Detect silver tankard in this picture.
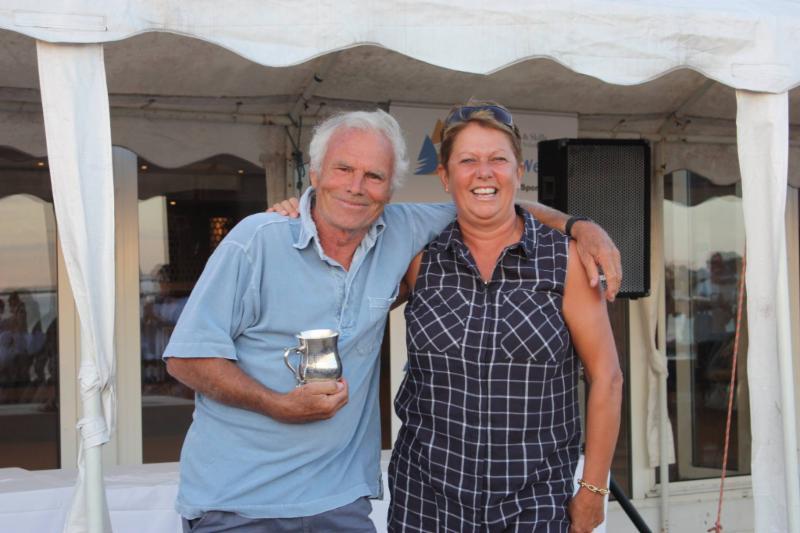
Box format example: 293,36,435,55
283,329,343,385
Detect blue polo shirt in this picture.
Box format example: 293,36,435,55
163,188,455,519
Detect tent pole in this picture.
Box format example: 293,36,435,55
736,90,796,532
777,244,800,532
658,375,669,531
83,389,106,533
654,142,670,532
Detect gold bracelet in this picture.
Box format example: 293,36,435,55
577,478,610,496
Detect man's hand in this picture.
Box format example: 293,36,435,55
267,197,300,217
568,488,606,533
166,357,348,424
570,220,622,301
270,379,349,423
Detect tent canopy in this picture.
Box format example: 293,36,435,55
1,1,800,135
3,0,800,93
0,2,797,533
2,27,800,185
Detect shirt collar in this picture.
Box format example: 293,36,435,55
292,187,388,253
427,205,538,258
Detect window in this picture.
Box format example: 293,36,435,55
138,155,266,463
663,170,749,481
0,148,59,470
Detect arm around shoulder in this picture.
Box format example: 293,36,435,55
517,199,622,301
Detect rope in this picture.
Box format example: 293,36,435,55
708,251,747,533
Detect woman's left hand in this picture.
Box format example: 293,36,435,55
568,488,606,533
266,197,300,217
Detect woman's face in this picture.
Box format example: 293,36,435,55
438,122,522,226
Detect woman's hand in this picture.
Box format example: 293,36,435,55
568,488,606,532
267,197,300,217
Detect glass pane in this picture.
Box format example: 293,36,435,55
0,148,60,470
139,155,266,463
663,170,750,481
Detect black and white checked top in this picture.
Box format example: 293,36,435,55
388,209,581,533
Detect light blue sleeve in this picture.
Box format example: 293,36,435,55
390,202,457,255
162,241,259,361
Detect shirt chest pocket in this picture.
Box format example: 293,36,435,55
355,289,398,355
498,289,568,364
406,288,470,355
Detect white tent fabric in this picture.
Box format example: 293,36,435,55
3,1,800,93
36,42,116,533
736,90,798,533
635,155,676,470
0,1,796,531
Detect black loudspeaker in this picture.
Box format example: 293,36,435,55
537,139,650,298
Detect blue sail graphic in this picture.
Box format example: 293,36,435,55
414,135,438,175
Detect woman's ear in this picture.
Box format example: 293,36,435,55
437,164,450,193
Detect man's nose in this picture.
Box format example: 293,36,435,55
347,171,365,193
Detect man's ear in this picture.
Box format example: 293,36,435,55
310,169,319,188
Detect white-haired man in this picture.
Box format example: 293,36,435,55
165,109,620,532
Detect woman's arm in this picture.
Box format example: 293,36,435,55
392,253,423,310
562,239,624,533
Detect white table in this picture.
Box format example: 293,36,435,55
0,452,603,532
0,462,183,533
0,458,390,533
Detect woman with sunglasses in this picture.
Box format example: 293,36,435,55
388,102,622,533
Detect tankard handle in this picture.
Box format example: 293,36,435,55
283,346,304,385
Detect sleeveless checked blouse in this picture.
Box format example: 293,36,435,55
388,209,580,533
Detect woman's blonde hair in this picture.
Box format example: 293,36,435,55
439,100,522,167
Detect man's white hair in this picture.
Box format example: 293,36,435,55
308,109,409,190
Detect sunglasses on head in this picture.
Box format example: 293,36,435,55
444,105,515,128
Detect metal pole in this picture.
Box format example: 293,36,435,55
654,141,670,533
83,387,107,533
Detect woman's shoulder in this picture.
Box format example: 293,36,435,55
522,210,569,252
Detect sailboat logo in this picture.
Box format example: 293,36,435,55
414,119,445,175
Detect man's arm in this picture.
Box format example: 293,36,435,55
517,200,621,301
267,197,622,301
166,357,348,423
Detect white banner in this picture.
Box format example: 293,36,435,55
390,103,577,203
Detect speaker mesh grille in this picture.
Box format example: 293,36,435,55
566,144,647,296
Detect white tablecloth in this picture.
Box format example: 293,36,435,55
0,458,391,533
0,463,182,533
0,453,603,532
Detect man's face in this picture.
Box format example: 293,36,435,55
310,128,394,238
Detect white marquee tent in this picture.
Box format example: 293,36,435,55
0,1,798,531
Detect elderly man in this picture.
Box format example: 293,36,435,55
165,109,619,532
